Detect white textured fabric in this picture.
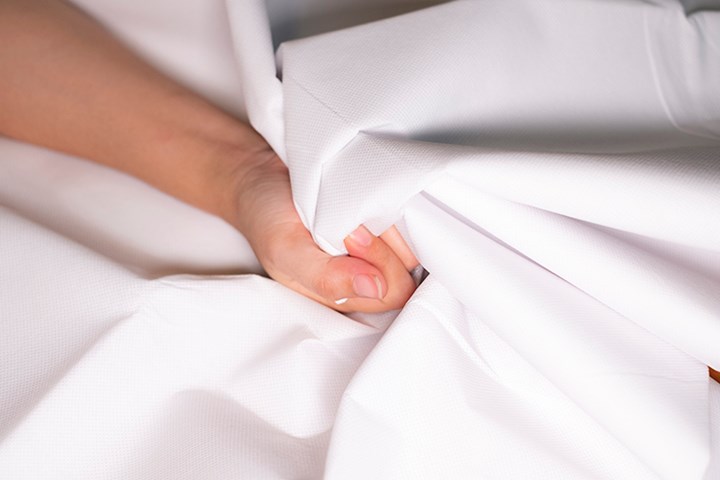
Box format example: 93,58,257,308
2,0,720,479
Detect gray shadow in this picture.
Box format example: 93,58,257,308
268,1,450,49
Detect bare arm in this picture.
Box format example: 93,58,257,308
0,0,257,220
0,0,417,312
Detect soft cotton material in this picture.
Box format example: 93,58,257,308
1,0,719,478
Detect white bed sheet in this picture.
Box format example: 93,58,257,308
1,0,719,478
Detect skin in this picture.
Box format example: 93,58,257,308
0,0,418,313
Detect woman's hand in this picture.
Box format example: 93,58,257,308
218,136,418,312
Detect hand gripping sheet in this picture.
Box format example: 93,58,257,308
1,1,719,479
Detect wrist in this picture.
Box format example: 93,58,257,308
213,138,301,274
134,109,273,231
203,125,284,236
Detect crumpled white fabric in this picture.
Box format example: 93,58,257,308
1,0,719,479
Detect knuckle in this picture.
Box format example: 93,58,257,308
312,267,341,300
312,275,333,299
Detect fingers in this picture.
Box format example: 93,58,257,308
259,222,416,313
380,225,420,271
300,232,415,313
342,225,417,311
258,223,385,312
310,254,388,308
302,225,417,312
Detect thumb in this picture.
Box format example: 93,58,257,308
342,225,416,311
260,223,391,312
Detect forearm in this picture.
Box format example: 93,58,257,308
0,0,256,222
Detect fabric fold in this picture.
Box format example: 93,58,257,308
3,0,719,478
261,1,720,477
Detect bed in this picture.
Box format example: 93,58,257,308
1,0,719,478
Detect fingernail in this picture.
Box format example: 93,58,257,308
334,297,349,305
348,225,373,247
353,274,383,299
